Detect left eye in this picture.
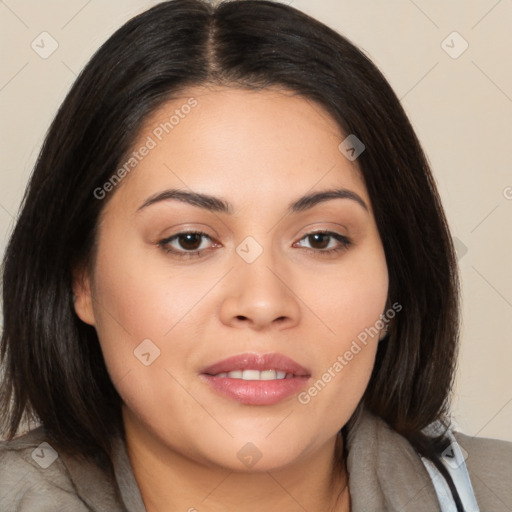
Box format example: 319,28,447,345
294,232,351,254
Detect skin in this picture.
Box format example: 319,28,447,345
73,86,389,511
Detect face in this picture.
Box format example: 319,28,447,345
74,86,388,472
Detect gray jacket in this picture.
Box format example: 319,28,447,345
1,407,511,511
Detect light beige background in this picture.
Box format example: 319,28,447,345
1,0,511,442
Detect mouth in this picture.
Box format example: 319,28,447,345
200,353,311,405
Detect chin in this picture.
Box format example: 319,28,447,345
207,449,305,474
190,430,317,474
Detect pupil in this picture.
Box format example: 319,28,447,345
180,234,201,250
310,233,329,249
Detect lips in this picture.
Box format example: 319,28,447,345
201,353,310,377
200,353,311,405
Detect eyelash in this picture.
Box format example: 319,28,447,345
157,230,352,260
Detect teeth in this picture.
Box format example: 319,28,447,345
242,369,261,380
218,369,292,380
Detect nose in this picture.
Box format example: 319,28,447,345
218,247,301,332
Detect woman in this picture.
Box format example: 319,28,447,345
1,0,510,511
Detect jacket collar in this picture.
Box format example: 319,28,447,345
345,406,440,511
61,406,440,511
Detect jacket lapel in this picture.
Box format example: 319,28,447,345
346,406,440,511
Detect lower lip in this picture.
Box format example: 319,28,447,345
201,375,310,405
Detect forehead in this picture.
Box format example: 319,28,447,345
105,86,368,216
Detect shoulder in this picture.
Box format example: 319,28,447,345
453,430,512,511
0,427,89,511
0,428,111,511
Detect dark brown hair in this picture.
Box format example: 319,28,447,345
1,0,461,507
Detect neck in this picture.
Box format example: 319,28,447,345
123,412,350,512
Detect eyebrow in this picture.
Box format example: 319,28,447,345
136,187,368,215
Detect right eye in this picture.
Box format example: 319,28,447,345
157,231,218,259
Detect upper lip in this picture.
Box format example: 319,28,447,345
201,352,311,377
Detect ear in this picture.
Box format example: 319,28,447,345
72,265,96,326
378,321,389,341
378,297,393,341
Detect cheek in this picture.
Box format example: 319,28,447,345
298,246,388,410
310,245,389,344
91,236,203,342
88,238,223,404
88,242,171,382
